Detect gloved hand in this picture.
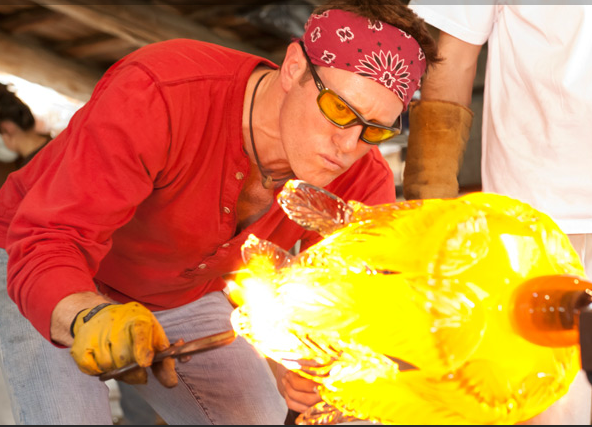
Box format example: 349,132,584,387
403,100,474,200
70,302,177,387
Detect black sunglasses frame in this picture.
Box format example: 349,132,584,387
299,41,402,145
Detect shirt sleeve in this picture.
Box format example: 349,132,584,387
6,62,172,341
409,2,498,46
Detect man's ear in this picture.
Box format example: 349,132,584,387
0,120,19,137
0,120,20,153
279,42,308,92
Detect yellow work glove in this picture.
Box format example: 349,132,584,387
70,302,177,387
403,100,474,200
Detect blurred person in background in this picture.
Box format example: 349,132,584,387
0,83,51,168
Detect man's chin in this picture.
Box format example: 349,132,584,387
294,169,343,189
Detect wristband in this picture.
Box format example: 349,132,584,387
70,303,113,338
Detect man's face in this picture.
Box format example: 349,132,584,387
279,65,404,188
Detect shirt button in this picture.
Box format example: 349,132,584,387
198,263,207,270
222,243,230,248
235,172,244,180
223,207,231,214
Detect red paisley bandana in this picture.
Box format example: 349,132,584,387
301,9,426,110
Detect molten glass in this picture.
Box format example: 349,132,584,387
229,180,589,425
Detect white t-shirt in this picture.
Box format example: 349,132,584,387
409,2,592,234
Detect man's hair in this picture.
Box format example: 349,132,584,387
312,0,441,69
0,83,36,131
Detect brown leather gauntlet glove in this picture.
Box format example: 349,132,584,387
403,100,474,200
70,302,177,388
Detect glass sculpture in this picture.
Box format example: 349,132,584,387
230,180,589,425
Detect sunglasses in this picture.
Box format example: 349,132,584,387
300,41,402,145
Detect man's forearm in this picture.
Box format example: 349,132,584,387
421,31,482,106
402,30,480,200
50,292,112,346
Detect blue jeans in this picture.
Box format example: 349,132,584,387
0,249,286,424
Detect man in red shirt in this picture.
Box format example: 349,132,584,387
0,0,438,424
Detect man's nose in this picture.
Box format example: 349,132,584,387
333,125,363,153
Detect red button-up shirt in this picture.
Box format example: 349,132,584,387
0,39,396,341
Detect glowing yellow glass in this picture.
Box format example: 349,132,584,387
230,180,587,425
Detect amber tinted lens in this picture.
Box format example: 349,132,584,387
317,90,358,126
317,88,400,144
362,125,396,143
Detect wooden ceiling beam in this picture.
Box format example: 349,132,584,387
0,30,103,101
56,33,129,59
0,7,63,34
29,0,272,59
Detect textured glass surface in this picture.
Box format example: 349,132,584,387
230,180,586,425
